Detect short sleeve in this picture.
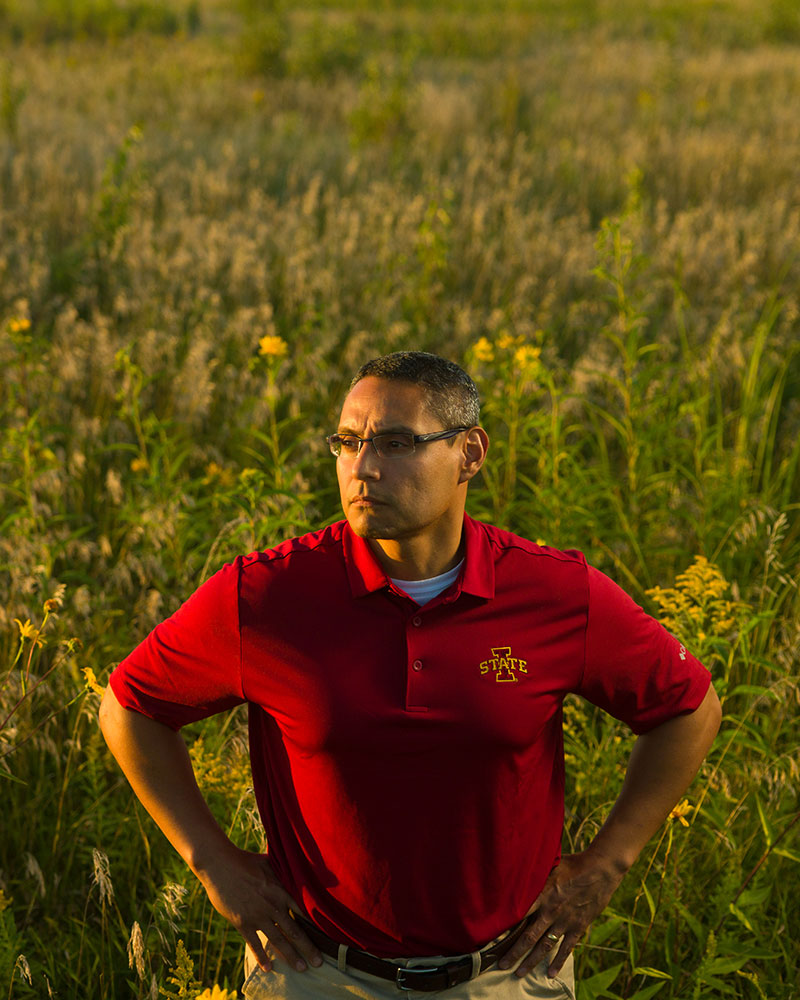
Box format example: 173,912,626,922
108,559,246,730
578,565,711,734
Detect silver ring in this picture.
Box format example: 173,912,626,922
545,932,560,942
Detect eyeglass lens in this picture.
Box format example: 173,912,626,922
331,433,415,458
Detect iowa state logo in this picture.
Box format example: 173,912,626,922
479,646,528,682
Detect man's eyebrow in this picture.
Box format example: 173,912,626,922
336,424,416,435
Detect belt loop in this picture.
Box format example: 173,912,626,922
337,943,348,973
469,948,481,980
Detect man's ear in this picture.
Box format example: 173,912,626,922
459,427,489,484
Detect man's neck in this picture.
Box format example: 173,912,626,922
368,529,464,582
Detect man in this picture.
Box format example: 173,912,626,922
100,351,721,999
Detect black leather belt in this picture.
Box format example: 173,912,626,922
294,914,528,992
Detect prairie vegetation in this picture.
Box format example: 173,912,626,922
1,1,798,997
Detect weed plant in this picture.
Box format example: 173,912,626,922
1,1,798,997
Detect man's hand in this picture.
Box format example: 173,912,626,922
499,851,625,978
195,846,322,973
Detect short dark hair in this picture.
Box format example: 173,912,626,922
350,351,480,428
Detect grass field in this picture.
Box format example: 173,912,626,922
1,1,799,997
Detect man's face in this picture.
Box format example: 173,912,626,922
336,376,469,542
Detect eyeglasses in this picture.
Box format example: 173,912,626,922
327,426,470,459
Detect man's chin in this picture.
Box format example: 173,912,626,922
345,511,401,540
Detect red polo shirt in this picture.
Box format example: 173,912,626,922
109,515,710,958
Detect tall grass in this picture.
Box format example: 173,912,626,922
1,1,798,997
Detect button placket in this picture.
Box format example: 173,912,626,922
406,612,428,711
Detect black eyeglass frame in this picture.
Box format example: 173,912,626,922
327,426,471,459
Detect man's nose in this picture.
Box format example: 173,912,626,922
351,441,380,478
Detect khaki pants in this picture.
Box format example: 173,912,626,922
242,931,575,1000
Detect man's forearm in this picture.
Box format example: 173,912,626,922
98,685,323,972
501,682,722,978
586,683,722,872
98,685,232,874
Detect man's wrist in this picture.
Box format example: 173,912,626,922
185,830,239,883
581,836,638,879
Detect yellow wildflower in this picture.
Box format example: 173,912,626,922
9,317,31,333
258,335,288,358
196,986,238,1000
13,619,43,646
190,736,252,803
204,462,236,488
471,337,494,363
189,737,227,792
513,345,542,372
82,667,105,696
669,799,692,827
496,331,517,351
130,456,149,473
646,555,738,651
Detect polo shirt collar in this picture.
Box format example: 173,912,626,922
459,514,495,599
341,514,495,601
342,524,389,597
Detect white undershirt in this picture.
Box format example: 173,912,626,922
389,559,464,605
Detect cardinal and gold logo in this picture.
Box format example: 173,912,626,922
479,646,528,683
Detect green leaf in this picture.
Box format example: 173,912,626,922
587,914,627,946
0,768,27,786
642,882,656,920
707,954,756,974
673,900,704,941
579,962,624,1000
633,967,673,980
697,975,738,994
728,902,754,932
737,884,773,907
726,684,773,698
628,983,667,1000
754,794,775,846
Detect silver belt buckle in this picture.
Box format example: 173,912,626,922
396,966,439,991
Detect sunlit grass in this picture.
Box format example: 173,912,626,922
1,1,798,997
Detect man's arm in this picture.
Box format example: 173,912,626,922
98,686,322,973
500,683,722,979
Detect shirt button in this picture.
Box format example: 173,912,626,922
412,616,422,626
412,659,423,671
